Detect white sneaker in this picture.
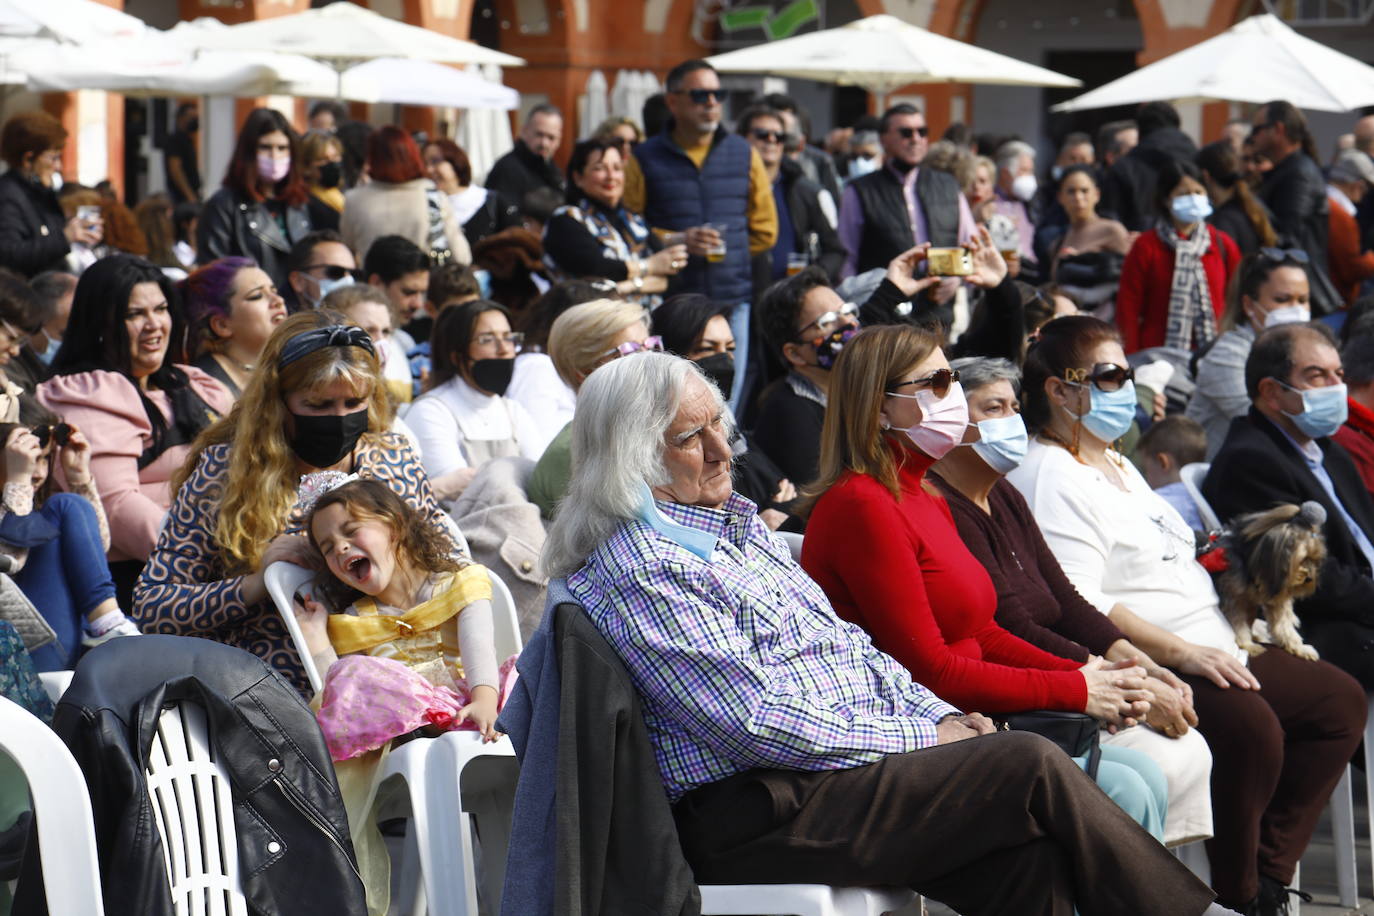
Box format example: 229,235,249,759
81,613,142,648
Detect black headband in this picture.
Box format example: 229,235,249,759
278,325,376,369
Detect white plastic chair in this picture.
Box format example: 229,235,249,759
264,561,521,916
777,530,805,563
0,696,105,916
700,883,916,915
1179,462,1222,532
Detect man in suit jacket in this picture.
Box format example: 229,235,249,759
1203,322,1374,688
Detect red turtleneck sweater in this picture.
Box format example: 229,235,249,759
1334,396,1374,501
801,443,1087,714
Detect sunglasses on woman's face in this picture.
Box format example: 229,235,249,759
1064,363,1134,392
1258,246,1310,265
751,128,785,144
887,368,960,400
32,423,72,449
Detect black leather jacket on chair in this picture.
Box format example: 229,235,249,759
13,634,367,916
197,187,312,291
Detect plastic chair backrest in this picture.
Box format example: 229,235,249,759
265,561,522,694
1179,462,1222,532
776,531,804,563
0,696,105,916
145,700,249,916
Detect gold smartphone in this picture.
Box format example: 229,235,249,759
927,247,974,276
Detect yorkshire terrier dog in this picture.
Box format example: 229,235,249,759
1216,501,1327,659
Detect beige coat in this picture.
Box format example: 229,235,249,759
341,177,472,266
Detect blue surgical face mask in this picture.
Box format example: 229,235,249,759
1170,192,1212,225
317,273,354,304
969,413,1028,474
849,155,878,178
35,335,59,365
1069,379,1137,443
1278,380,1348,439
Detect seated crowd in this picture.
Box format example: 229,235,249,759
9,62,1374,916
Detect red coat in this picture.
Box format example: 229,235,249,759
1327,194,1374,306
800,443,1086,714
1115,224,1239,354
1334,396,1374,501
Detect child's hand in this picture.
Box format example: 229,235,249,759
60,426,94,488
293,592,332,656
457,686,502,743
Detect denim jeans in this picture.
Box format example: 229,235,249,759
20,494,119,672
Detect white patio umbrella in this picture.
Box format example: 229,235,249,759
184,1,524,98
456,63,513,185
284,57,519,109
1052,14,1374,113
579,69,608,138
705,14,1080,110
0,0,146,44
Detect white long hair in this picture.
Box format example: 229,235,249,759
542,352,707,577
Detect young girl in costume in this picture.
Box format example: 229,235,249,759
293,473,508,915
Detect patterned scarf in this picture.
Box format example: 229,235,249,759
1156,220,1216,352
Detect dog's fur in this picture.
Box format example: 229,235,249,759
1217,501,1327,659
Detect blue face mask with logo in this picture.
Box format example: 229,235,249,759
1069,380,1138,443
969,413,1028,474
1170,193,1213,225
1278,380,1348,439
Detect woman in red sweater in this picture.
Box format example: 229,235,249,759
1116,159,1240,354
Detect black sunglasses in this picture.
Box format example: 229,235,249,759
609,136,639,151
1258,246,1310,265
33,423,71,449
1064,363,1134,392
751,128,785,144
888,368,961,399
896,126,930,140
304,264,357,281
677,88,725,105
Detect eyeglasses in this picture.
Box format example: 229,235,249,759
751,128,785,144
795,302,860,341
304,264,358,280
0,319,28,350
474,331,525,349
601,336,664,360
609,136,639,152
676,88,725,105
896,126,930,140
32,423,71,450
887,368,961,400
1258,246,1310,265
1064,363,1134,392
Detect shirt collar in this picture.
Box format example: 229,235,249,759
635,483,757,559
1329,185,1357,217
786,369,827,407
1265,411,1323,464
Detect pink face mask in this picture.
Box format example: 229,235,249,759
887,381,969,459
257,153,290,183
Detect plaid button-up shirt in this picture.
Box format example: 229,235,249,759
568,492,959,802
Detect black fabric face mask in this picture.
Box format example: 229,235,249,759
288,407,369,469
696,352,735,398
814,326,860,370
470,358,515,396
317,161,342,189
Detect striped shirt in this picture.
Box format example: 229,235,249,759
568,492,959,803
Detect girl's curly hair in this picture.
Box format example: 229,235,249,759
305,477,463,611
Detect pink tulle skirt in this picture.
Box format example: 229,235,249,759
316,654,519,762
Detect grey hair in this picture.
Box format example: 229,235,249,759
994,140,1036,175
951,356,1021,397
542,352,726,577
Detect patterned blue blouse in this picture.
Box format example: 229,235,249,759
133,432,451,692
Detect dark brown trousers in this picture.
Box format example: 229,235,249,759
673,730,1215,916
1184,649,1366,908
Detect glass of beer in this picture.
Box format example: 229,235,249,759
704,223,727,263
787,252,808,276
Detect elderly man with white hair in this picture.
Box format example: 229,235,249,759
541,350,1240,916
992,139,1040,276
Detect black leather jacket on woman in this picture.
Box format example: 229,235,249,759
197,186,312,290
0,170,70,277
14,634,367,916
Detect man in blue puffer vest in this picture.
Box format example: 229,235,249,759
624,59,778,410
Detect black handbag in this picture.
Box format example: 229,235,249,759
1001,710,1102,779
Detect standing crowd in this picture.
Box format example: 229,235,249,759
6,55,1374,916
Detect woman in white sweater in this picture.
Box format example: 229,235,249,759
341,126,470,268
1007,313,1363,914
405,300,545,502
